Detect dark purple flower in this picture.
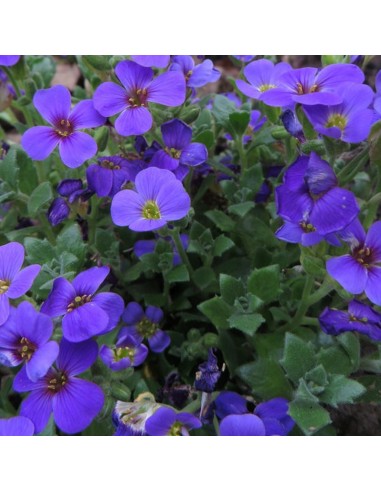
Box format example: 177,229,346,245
319,300,381,341
121,302,169,353
220,414,266,436
303,84,374,143
236,59,291,101
131,56,170,68
47,197,70,226
134,234,189,266
214,391,248,420
0,301,58,381
100,333,148,371
87,156,142,198
145,407,201,436
111,167,190,232
280,109,305,141
14,338,104,434
0,56,20,66
57,178,83,198
40,266,124,342
134,136,162,162
276,152,359,236
170,56,220,88
93,60,185,137
327,220,381,305
261,64,364,107
0,242,41,325
150,118,207,171
22,85,105,168
0,416,34,436
194,349,221,393
275,220,341,247
254,397,295,436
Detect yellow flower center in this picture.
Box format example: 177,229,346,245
137,317,158,337
169,421,183,436
142,200,161,220
115,347,136,362
258,83,276,92
0,279,10,295
165,147,181,159
127,88,148,107
67,294,92,312
326,113,347,131
55,119,73,137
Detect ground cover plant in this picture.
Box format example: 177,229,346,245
1,54,381,436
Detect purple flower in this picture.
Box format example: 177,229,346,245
319,300,381,341
0,416,34,436
0,242,41,325
14,338,104,434
232,55,256,63
0,56,20,66
327,220,381,305
145,407,201,436
261,64,364,107
22,85,105,168
111,167,190,232
41,266,124,342
275,220,341,247
194,349,221,393
121,302,169,353
236,59,291,101
47,197,70,226
134,136,162,161
303,84,374,143
131,56,170,68
100,333,148,371
374,70,381,116
170,56,220,88
150,118,207,171
87,156,142,198
0,301,58,381
48,179,92,226
93,60,185,137
280,109,305,141
220,414,266,436
276,152,359,235
113,395,161,436
254,397,295,436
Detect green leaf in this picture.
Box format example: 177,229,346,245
305,364,328,387
319,375,365,407
0,146,19,189
247,264,281,302
194,129,215,149
295,379,319,402
212,95,236,126
193,266,217,290
213,235,235,256
56,223,86,264
220,274,245,304
289,399,331,435
166,264,190,284
198,297,234,329
280,333,316,383
228,202,255,217
82,55,111,71
205,210,235,232
317,346,354,376
27,182,53,217
228,312,265,335
24,237,55,264
357,375,381,403
337,332,360,372
16,148,38,195
228,111,250,136
300,253,325,277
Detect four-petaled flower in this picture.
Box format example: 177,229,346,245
170,55,220,88
145,407,201,436
100,333,148,371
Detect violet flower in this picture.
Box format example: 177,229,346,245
150,118,207,171
319,300,381,341
0,301,59,381
0,416,34,436
327,220,381,305
113,394,161,436
14,338,104,434
111,167,190,232
194,349,221,393
275,220,341,247
131,56,170,68
374,70,381,117
121,302,169,353
100,333,148,371
170,55,220,88
22,85,106,168
303,84,374,143
0,56,20,66
145,407,201,436
0,242,41,325
41,266,124,342
93,60,185,136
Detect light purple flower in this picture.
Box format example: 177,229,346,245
170,56,220,88
40,266,124,342
0,416,34,436
145,407,201,436
131,56,170,68
0,301,58,381
14,338,104,434
22,85,106,168
111,167,190,232
0,242,41,325
93,60,186,136
0,56,20,66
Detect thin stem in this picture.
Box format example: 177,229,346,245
236,137,247,175
288,275,315,328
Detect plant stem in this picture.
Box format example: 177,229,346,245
236,137,247,175
289,275,315,328
170,227,194,276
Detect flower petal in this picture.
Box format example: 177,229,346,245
327,255,368,294
20,388,53,434
0,416,34,436
115,107,153,137
92,292,124,333
188,60,220,87
131,56,170,68
365,267,381,306
6,264,41,299
145,407,176,436
156,181,191,221
150,149,179,170
21,126,60,161
122,302,145,324
147,71,186,106
62,303,109,342
0,242,25,281
59,132,97,168
41,277,76,317
72,266,110,295
180,143,208,166
69,99,106,129
148,329,170,353
86,165,113,197
115,60,153,93
26,341,59,381
0,294,10,326
219,414,266,436
56,338,99,376
33,85,71,125
161,119,192,149
93,81,127,117
111,189,146,227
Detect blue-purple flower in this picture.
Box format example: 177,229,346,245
275,220,341,247
276,152,359,235
14,338,104,434
22,85,106,168
0,242,41,325
93,60,185,136
374,70,381,117
145,407,201,436
303,84,374,143
194,349,221,393
0,301,58,381
319,300,381,341
0,416,34,436
0,56,20,66
236,59,291,101
113,393,161,436
170,56,220,88
48,179,92,226
261,64,364,107
131,56,170,68
121,302,170,353
41,266,124,342
327,220,381,305
111,167,191,232
100,333,148,371
150,118,208,171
